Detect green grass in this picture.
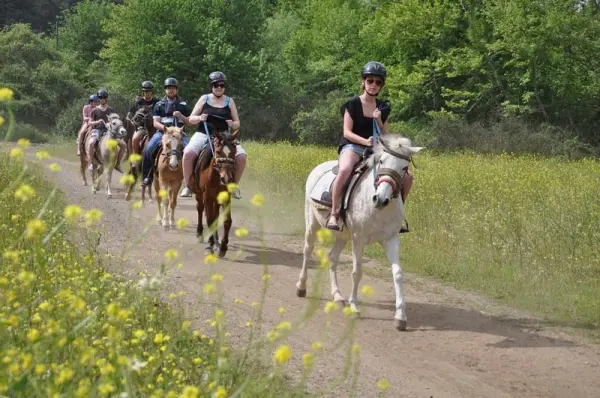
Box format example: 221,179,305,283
0,148,306,397
243,141,600,329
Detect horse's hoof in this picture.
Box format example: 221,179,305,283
218,249,227,258
394,319,407,331
334,299,346,308
125,193,131,201
106,194,112,199
204,246,214,254
92,189,97,194
83,181,87,186
296,289,307,298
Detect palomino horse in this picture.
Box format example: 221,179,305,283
80,113,128,198
153,126,184,229
189,124,237,257
124,106,155,202
296,135,423,331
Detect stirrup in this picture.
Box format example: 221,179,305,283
399,219,410,234
326,212,341,231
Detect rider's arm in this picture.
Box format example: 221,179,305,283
82,106,90,123
182,96,207,125
152,102,165,131
228,98,241,138
343,109,370,146
88,109,104,127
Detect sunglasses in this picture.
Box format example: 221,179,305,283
366,78,383,87
212,83,226,89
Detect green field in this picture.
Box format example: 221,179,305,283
243,141,600,329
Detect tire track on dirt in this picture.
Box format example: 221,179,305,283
29,148,600,398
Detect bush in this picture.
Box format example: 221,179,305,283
291,91,347,146
0,122,48,143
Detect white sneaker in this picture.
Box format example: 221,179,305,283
180,187,192,197
232,188,241,199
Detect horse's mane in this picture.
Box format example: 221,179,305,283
163,127,182,142
367,134,413,169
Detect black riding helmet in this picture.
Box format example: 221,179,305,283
97,88,109,98
360,61,387,84
164,77,178,88
89,94,99,102
141,80,154,91
209,71,227,84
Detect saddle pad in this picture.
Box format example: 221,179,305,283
309,169,337,207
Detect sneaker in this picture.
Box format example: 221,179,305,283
142,177,152,186
77,149,81,156
88,164,93,172
232,188,242,199
180,187,192,197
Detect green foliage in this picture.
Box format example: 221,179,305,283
0,24,84,129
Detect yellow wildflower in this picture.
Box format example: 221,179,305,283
211,273,224,282
217,190,229,205
132,201,142,209
176,217,189,229
361,285,375,296
311,341,323,351
352,344,360,355
204,253,218,264
250,193,264,207
98,383,115,396
48,163,61,172
3,250,19,264
120,174,135,185
0,87,14,101
324,301,338,314
55,368,74,385
35,150,50,160
129,153,142,164
203,283,216,294
26,219,46,238
234,298,243,304
226,183,238,193
180,386,199,398
17,138,30,148
377,379,390,391
27,328,40,342
246,321,253,328
10,147,24,159
164,249,178,260
107,139,118,151
275,321,292,331
234,227,248,237
302,353,314,369
273,345,292,365
84,209,103,225
34,364,46,376
214,386,228,398
64,204,82,223
158,189,167,199
17,271,35,285
316,228,333,245
278,307,286,314
262,273,271,281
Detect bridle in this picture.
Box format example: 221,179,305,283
212,134,236,174
374,138,413,199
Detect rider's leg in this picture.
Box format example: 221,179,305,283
399,169,413,233
132,131,144,158
179,135,193,197
232,145,247,199
76,123,87,156
327,147,361,230
87,136,97,164
182,132,208,187
142,131,163,185
115,140,127,172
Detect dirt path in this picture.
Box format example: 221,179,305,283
31,150,600,398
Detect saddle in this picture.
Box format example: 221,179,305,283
310,158,371,224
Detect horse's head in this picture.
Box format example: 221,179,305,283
370,135,423,209
107,113,127,140
212,130,237,185
132,106,153,132
163,126,183,170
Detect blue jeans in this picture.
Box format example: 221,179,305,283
142,130,189,183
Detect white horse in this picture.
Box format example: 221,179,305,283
296,135,423,330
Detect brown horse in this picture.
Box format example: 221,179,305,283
124,106,155,202
153,126,184,229
80,113,128,198
189,130,237,257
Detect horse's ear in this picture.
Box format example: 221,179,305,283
408,146,425,154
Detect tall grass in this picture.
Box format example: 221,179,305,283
243,141,600,328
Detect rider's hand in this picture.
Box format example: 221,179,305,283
365,137,373,147
173,111,182,118
373,108,381,121
226,119,233,127
199,114,208,122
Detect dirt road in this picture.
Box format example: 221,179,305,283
33,151,600,398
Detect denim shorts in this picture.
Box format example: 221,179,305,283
339,143,371,159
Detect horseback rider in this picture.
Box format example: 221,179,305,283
326,61,413,232
128,80,159,162
141,77,191,188
87,88,126,173
176,71,247,199
76,94,99,156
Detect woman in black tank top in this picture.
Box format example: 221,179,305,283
177,72,247,199
327,62,413,233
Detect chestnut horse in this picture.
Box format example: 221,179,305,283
153,126,184,229
189,128,237,257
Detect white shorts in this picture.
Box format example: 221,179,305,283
186,132,246,157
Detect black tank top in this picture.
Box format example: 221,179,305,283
199,95,232,134
338,96,391,151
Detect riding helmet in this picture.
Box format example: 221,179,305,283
164,77,178,88
360,61,387,83
97,88,109,98
141,80,154,90
209,71,227,84
89,94,99,102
